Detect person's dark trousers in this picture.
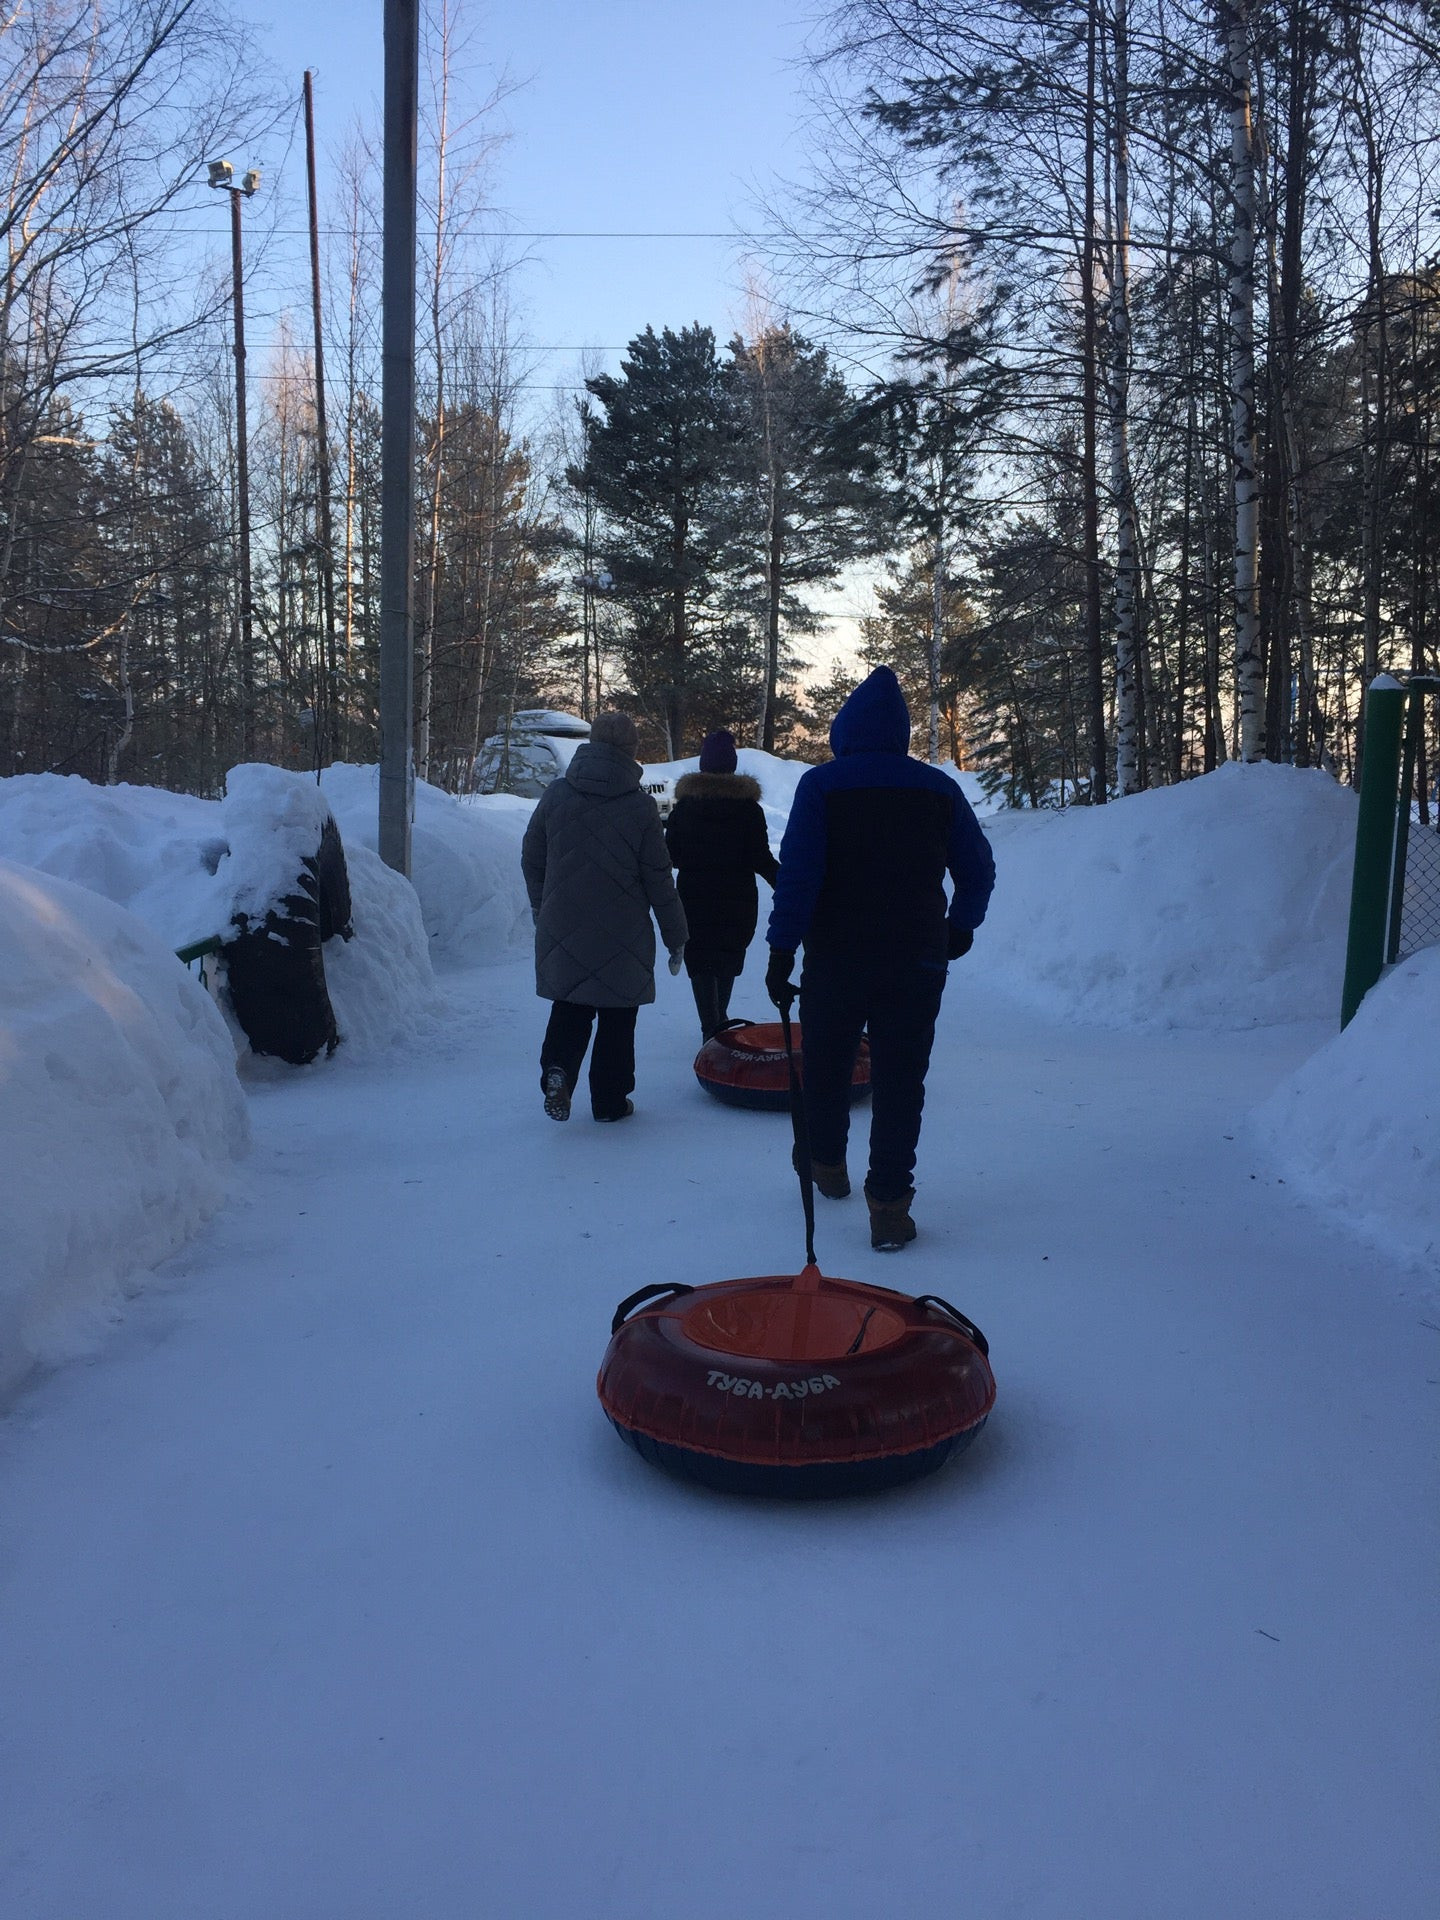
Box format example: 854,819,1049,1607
690,970,738,1039
540,1000,638,1119
799,950,947,1203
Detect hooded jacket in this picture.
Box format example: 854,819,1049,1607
522,739,688,1006
664,769,779,975
766,667,995,960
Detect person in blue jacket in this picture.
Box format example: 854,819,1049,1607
765,666,995,1250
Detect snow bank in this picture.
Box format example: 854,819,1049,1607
0,766,343,949
1253,946,1440,1270
0,768,440,1056
0,860,249,1403
316,843,439,1055
0,772,224,949
639,753,1353,1034
322,763,534,969
969,763,1357,1030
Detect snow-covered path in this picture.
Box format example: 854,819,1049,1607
1,949,1435,1919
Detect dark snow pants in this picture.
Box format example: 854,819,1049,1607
799,950,948,1203
540,1000,638,1120
690,970,738,1040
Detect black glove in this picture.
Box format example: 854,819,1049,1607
765,947,797,1010
947,924,974,960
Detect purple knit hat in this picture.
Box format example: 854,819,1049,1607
699,729,738,774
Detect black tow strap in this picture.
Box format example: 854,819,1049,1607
779,999,817,1269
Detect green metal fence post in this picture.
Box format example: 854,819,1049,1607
1341,675,1406,1027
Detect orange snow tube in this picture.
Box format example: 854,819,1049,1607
598,1262,994,1498
694,1020,871,1111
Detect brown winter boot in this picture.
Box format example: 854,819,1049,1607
793,1146,850,1199
866,1188,916,1251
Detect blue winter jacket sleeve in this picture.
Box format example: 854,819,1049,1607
947,789,996,932
765,768,826,953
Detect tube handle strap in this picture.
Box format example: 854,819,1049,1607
779,1001,817,1270
912,1295,990,1358
610,1283,694,1335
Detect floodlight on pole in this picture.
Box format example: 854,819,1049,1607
209,157,262,760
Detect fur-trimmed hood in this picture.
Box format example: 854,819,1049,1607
673,770,762,803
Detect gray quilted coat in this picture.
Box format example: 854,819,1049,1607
521,741,688,1007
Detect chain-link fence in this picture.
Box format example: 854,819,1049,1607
1342,675,1440,1025
1386,680,1440,964
1392,808,1440,962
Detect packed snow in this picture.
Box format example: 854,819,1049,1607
0,751,1436,1916
0,860,248,1405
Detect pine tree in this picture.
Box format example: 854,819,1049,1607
572,326,746,755
726,325,891,749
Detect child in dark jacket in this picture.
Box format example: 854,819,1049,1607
665,730,779,1039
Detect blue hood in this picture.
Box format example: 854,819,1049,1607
829,667,912,757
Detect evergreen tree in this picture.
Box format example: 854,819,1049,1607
859,549,980,762
571,325,745,754
857,286,1012,763
726,325,891,749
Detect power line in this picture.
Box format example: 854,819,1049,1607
177,226,790,241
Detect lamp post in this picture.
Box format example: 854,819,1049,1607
208,159,261,761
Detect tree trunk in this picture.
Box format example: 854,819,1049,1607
929,522,943,764
1350,36,1389,786
1224,0,1264,760
1109,0,1140,793
754,335,782,753
1082,0,1108,800
416,11,452,784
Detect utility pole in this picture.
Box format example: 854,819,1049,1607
209,159,261,760
379,0,419,875
303,72,339,771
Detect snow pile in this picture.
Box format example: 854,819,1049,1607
219,763,335,925
0,772,224,949
969,763,1357,1030
0,860,249,1403
1253,945,1440,1269
0,765,343,948
322,763,534,968
314,842,439,1054
0,768,439,1056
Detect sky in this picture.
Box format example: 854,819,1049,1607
257,0,824,402
245,0,872,670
